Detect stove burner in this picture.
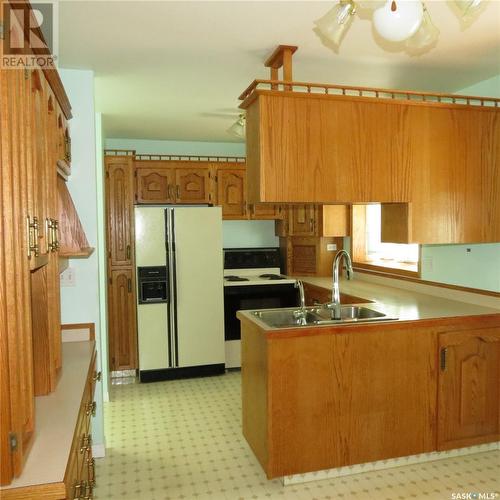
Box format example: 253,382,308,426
259,274,285,280
225,275,249,282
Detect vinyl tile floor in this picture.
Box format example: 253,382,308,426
95,371,500,500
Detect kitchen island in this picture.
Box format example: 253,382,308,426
237,278,500,480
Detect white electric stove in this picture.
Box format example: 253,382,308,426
223,249,299,368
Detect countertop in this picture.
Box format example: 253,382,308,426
1,341,95,492
237,276,500,331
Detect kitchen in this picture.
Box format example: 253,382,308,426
1,1,499,499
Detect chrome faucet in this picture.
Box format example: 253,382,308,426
295,280,306,311
294,280,306,320
327,250,354,320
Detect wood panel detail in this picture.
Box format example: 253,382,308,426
136,168,175,204
217,169,247,219
108,269,137,371
438,327,500,450
105,157,135,268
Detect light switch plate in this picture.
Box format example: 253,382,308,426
422,256,433,273
60,267,76,287
326,243,337,251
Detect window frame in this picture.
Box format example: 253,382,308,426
351,204,421,278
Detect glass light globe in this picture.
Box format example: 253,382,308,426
314,1,356,46
373,0,424,42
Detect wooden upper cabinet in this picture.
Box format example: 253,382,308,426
108,269,138,371
242,90,500,243
289,205,317,236
249,204,281,220
136,167,175,204
438,327,500,450
106,157,135,267
175,167,210,204
217,169,247,219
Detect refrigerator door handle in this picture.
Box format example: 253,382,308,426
166,208,179,368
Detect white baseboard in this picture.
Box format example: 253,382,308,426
92,443,106,458
282,441,500,485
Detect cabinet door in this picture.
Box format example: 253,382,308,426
136,167,175,204
438,328,500,450
1,68,35,484
289,205,317,236
108,269,137,371
288,237,318,275
175,168,210,204
249,203,281,220
217,169,247,219
105,157,135,267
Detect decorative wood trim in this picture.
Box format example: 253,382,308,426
134,154,246,163
104,149,136,156
238,79,500,108
8,0,72,119
353,266,500,298
353,261,420,278
61,323,95,342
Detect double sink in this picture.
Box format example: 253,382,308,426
252,305,398,328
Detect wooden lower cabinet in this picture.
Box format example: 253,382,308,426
1,343,98,499
240,313,500,479
108,268,137,371
437,327,500,450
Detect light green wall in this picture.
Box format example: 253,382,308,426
59,69,105,448
95,113,109,404
105,138,245,157
419,74,500,292
105,138,277,249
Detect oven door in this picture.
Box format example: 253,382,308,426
223,284,298,341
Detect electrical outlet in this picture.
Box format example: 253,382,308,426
60,267,76,287
326,243,337,252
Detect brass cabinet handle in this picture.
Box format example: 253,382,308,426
46,218,53,252
80,433,92,453
176,185,180,199
126,244,131,260
127,278,132,293
27,215,40,258
26,215,32,258
74,480,83,498
93,371,102,382
167,184,173,200
85,401,97,417
87,457,96,487
52,219,59,251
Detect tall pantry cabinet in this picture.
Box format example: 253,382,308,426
105,155,138,372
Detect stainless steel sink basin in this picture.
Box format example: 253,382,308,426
252,309,321,328
314,305,388,323
251,306,397,328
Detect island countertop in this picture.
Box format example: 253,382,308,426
237,275,500,332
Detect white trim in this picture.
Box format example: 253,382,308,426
282,442,500,485
92,443,106,459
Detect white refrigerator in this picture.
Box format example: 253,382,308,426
135,206,225,382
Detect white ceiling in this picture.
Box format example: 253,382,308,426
58,1,500,142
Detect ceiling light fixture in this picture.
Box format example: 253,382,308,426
373,1,423,42
314,0,357,46
227,114,245,139
314,0,486,52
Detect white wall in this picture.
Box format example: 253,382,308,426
59,69,105,450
